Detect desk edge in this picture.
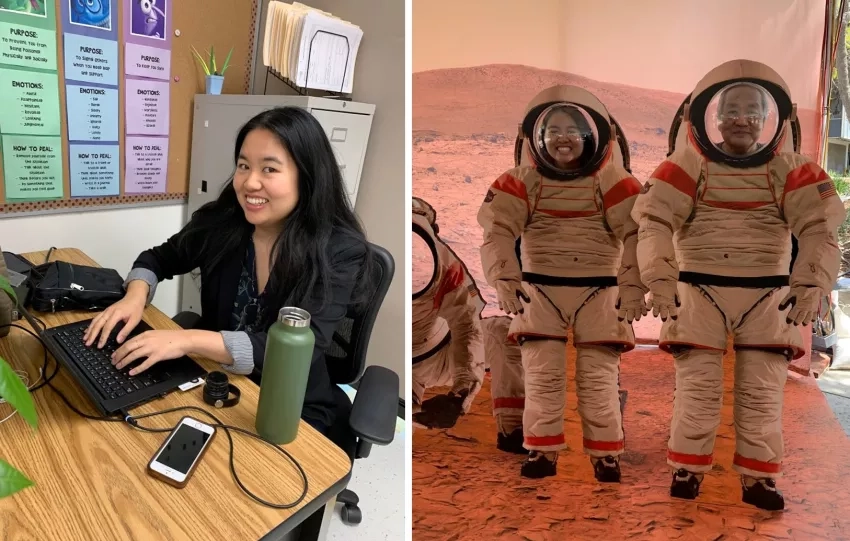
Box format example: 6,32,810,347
260,467,353,539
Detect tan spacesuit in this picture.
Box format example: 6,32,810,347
482,314,526,453
478,85,648,481
411,197,486,429
631,59,846,510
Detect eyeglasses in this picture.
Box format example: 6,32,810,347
718,113,764,124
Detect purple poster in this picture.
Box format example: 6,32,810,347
124,0,171,46
60,0,118,40
125,42,170,80
125,136,167,193
125,78,169,135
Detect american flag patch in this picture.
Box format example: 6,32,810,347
817,181,837,200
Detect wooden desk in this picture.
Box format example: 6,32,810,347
0,248,351,541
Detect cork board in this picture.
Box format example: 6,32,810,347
0,0,258,216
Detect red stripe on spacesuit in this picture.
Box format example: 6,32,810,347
603,176,641,209
583,438,624,452
736,343,805,361
433,262,464,308
651,161,697,199
493,397,525,409
492,173,530,209
784,162,829,194
667,449,713,466
733,453,782,474
525,434,565,447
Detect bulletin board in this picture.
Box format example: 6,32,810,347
0,0,258,216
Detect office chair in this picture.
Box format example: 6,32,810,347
172,242,399,526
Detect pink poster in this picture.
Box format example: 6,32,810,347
124,136,168,193
124,78,169,136
124,42,170,80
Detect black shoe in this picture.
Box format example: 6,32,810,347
670,469,701,500
741,477,785,511
497,428,526,454
592,455,621,483
520,451,557,479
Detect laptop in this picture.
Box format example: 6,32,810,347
41,318,207,415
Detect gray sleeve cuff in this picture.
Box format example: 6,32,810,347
124,267,159,305
220,331,255,375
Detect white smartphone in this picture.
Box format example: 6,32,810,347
146,416,216,488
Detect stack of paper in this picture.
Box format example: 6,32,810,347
262,2,363,94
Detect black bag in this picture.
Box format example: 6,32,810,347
28,260,126,313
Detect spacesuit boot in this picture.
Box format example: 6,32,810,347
521,451,558,478
671,469,703,500
497,428,525,454
591,456,621,483
741,476,785,511
483,315,526,454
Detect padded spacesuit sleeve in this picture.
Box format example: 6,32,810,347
434,260,485,390
779,157,846,291
602,172,647,291
631,156,699,286
477,169,533,286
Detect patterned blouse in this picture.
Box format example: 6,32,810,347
230,240,268,333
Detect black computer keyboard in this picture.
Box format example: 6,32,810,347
52,323,171,401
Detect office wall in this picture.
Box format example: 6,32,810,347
252,0,406,395
0,205,186,316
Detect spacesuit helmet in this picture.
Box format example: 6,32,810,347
685,59,794,167
412,197,439,297
518,85,616,181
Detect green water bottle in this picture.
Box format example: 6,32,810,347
255,306,315,444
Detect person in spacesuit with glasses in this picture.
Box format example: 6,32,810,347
631,59,845,510
477,85,647,481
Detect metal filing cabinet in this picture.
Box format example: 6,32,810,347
180,94,375,314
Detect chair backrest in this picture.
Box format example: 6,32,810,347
325,242,395,385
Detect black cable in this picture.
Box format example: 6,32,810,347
122,405,309,509
2,319,309,508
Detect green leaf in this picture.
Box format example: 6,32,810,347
0,275,16,306
0,357,37,430
190,46,210,76
220,47,234,75
210,45,217,75
0,459,33,499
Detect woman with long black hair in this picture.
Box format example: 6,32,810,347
84,107,374,434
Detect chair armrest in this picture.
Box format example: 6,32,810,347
172,311,201,330
349,365,399,447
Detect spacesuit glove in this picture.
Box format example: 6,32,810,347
648,281,680,321
616,285,649,323
494,279,530,315
778,286,823,326
452,379,482,413
413,391,466,429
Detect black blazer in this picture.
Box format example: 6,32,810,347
131,226,367,430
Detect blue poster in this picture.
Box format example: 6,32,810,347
65,83,118,142
68,143,119,196
62,32,117,85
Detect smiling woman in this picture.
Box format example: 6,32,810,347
82,107,375,435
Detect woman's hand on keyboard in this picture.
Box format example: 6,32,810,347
111,330,190,376
84,293,147,349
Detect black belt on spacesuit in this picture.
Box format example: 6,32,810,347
522,272,617,287
679,272,789,289
412,331,452,366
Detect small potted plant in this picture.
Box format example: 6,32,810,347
191,45,233,95
0,270,38,499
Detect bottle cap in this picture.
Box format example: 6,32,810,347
278,306,311,327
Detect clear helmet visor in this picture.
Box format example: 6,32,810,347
705,82,779,158
532,103,599,173
412,230,436,295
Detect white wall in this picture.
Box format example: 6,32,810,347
0,204,187,317
253,0,407,397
